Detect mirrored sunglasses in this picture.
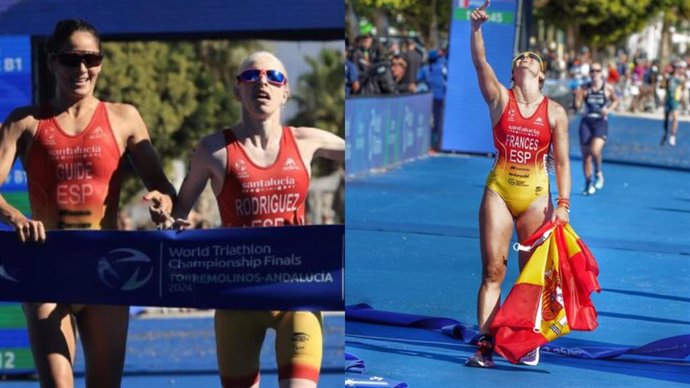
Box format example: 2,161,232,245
512,51,543,71
56,52,103,68
236,69,287,86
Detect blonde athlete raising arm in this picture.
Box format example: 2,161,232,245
466,0,571,368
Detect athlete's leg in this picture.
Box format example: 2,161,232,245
671,109,679,136
76,304,128,388
580,145,593,185
515,195,552,271
579,119,594,190
216,310,266,388
275,311,322,388
590,137,606,188
477,189,514,333
662,108,671,144
514,196,552,366
23,303,77,388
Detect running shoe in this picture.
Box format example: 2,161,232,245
519,347,540,366
465,334,495,368
660,133,667,146
594,173,604,190
582,182,596,196
669,135,677,147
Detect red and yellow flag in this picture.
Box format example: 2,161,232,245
490,221,601,364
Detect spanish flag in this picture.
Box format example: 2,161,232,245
490,221,601,364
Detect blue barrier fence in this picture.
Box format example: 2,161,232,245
346,93,433,178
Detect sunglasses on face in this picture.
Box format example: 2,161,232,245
55,52,103,68
591,69,602,73
512,51,543,71
236,69,287,86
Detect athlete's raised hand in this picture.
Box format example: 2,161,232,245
470,0,491,31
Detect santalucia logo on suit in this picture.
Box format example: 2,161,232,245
97,248,154,291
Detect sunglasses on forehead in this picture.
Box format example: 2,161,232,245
512,51,544,71
236,69,287,86
55,52,103,68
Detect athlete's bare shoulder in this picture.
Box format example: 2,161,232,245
2,105,42,136
289,125,344,162
605,82,617,95
290,126,340,142
192,129,228,166
547,98,568,128
102,102,149,147
290,125,317,138
547,98,568,118
103,101,143,123
198,130,227,153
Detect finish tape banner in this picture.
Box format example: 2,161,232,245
0,225,343,310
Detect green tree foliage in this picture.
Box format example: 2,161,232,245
288,48,344,178
348,0,452,48
536,0,658,48
288,48,345,223
96,40,263,204
655,0,690,67
536,0,690,65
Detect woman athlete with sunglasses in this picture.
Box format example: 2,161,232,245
149,51,344,387
466,0,571,368
574,62,618,195
0,19,175,387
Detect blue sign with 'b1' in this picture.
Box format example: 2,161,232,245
0,35,31,124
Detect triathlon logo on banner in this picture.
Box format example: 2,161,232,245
98,248,154,291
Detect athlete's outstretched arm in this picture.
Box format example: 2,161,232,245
0,111,45,242
470,0,505,109
170,138,216,228
118,105,176,223
550,101,571,225
604,84,619,117
293,127,345,163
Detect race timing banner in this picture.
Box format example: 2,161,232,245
0,225,344,311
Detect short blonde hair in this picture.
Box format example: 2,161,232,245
237,51,288,81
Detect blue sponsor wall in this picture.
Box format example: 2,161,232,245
0,36,32,376
0,36,31,226
442,0,517,153
346,93,433,178
0,36,31,122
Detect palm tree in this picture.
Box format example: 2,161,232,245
289,48,344,146
288,48,345,223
